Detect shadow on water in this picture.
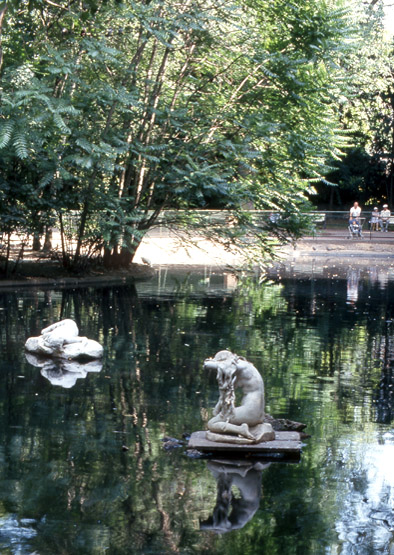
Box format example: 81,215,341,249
0,264,393,553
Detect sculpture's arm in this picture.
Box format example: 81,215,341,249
63,336,87,345
204,359,218,371
213,400,222,416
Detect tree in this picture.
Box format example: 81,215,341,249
316,0,394,208
0,0,361,269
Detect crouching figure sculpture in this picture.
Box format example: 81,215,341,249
204,350,274,444
25,319,103,360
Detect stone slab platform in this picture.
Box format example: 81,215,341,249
188,431,303,457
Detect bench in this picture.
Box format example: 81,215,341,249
310,213,326,229
265,212,327,228
370,215,394,231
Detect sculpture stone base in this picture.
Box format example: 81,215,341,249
206,423,275,444
188,431,302,458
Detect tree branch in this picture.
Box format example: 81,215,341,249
0,3,7,73
43,0,69,9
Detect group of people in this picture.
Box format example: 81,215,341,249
370,204,391,232
349,202,391,237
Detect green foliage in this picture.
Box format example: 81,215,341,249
0,0,366,267
316,0,394,208
320,147,387,206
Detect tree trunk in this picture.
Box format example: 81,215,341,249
329,186,334,211
118,247,134,267
58,212,70,269
0,4,7,73
103,240,140,269
32,232,41,251
4,232,11,277
389,91,394,206
103,246,112,268
43,227,52,251
73,200,89,266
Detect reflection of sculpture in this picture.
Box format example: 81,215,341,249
204,350,274,444
200,460,270,532
346,269,360,304
25,319,103,360
25,352,102,388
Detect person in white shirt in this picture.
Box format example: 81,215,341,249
349,202,362,237
349,201,361,219
380,204,391,232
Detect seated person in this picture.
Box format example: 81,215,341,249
349,215,362,237
370,207,380,231
380,204,391,232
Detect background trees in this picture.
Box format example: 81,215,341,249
315,1,394,209
0,0,380,268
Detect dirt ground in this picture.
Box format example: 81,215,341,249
134,228,394,275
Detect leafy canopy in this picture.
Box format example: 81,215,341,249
0,0,365,266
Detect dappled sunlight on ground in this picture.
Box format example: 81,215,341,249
134,236,250,267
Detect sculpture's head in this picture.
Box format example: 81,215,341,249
213,350,234,361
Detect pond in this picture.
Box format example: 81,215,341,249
0,265,393,554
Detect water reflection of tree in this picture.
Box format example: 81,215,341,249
231,276,394,422
0,285,231,552
373,321,394,424
0,276,393,553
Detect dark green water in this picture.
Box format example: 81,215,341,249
0,266,393,554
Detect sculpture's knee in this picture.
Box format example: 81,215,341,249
208,420,227,434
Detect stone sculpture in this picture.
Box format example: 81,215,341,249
204,350,274,444
25,319,103,360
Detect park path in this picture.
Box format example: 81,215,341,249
133,227,394,267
